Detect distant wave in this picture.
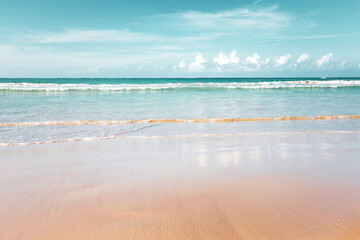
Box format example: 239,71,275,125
1,80,360,91
1,115,360,127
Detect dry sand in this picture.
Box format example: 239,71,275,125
0,132,359,239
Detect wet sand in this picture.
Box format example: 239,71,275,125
0,132,360,239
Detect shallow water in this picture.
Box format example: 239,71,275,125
1,78,360,145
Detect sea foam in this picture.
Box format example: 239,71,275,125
1,114,360,127
1,80,360,91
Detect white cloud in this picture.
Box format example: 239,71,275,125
179,6,290,31
174,51,319,73
173,60,187,70
316,53,333,67
213,50,240,67
33,29,161,43
296,53,310,64
213,52,230,66
274,54,291,67
188,54,207,72
229,50,240,64
178,60,187,69
3,41,360,76
240,53,271,71
245,53,261,66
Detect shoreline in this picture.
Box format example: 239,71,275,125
2,129,360,147
1,133,360,239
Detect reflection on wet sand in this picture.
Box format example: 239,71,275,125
0,132,359,239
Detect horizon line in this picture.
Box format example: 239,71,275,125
1,76,360,79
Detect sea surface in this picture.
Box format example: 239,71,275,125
1,77,360,145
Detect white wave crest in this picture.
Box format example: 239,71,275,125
1,80,360,91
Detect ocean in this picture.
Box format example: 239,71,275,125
1,77,360,146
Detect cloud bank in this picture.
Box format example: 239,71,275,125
173,51,355,73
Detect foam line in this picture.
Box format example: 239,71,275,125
1,130,360,147
1,80,360,91
1,115,360,127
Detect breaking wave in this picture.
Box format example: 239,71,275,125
1,80,360,91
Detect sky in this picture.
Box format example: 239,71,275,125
0,0,360,77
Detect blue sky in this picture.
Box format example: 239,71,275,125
0,0,359,77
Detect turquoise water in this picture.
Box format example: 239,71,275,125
1,78,360,145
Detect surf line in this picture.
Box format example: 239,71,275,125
1,114,360,127
2,130,360,147
0,124,160,147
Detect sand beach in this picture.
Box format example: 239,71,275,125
1,132,359,239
